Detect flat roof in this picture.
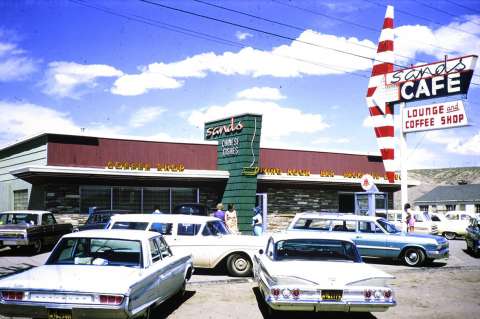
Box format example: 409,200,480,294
109,214,219,223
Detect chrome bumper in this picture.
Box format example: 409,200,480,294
0,239,29,246
0,300,130,319
267,298,396,312
426,247,449,259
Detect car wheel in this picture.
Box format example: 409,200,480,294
175,278,187,298
443,232,456,240
31,240,43,254
403,247,425,267
136,306,151,319
226,253,252,277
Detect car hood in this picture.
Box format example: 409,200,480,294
0,265,142,294
265,260,393,287
392,232,445,243
216,234,266,247
0,224,29,231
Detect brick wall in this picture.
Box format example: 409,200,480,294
264,186,339,214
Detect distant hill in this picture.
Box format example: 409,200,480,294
393,167,480,209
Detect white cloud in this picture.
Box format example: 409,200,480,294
129,106,166,128
111,30,375,96
362,115,401,129
427,130,480,155
0,40,37,81
236,87,286,100
43,61,123,98
235,31,253,41
395,15,480,74
313,137,350,144
403,148,437,169
0,101,125,146
188,98,329,141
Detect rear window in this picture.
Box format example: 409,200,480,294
111,221,148,230
177,223,201,236
292,218,331,231
275,239,360,262
149,223,173,235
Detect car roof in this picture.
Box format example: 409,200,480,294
63,229,158,241
273,231,355,244
0,210,51,215
93,210,136,214
109,213,219,223
294,212,379,222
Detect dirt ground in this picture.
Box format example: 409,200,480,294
159,268,480,319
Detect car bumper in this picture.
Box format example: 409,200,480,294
266,299,396,312
0,239,29,246
426,247,449,259
0,301,131,319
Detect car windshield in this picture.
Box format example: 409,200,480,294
111,221,148,230
0,213,37,225
87,213,112,224
47,237,142,268
274,239,361,262
202,221,230,236
377,218,401,233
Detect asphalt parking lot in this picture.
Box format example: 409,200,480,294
0,239,479,318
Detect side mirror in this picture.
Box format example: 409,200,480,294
258,249,264,255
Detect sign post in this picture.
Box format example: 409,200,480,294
399,102,408,232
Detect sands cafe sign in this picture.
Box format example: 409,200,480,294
365,5,478,183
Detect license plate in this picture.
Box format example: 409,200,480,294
321,290,343,301
47,309,72,319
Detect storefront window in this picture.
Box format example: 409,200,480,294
80,186,111,213
46,184,80,214
112,187,141,213
143,187,170,213
172,188,197,208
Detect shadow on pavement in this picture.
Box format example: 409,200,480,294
192,265,228,277
0,247,49,257
152,290,196,318
252,287,377,319
462,249,480,258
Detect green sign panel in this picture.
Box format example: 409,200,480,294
204,114,262,232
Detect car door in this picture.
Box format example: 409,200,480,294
41,213,55,245
354,221,389,258
156,236,185,291
171,222,211,267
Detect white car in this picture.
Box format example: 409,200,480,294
0,229,193,319
107,214,265,277
386,210,438,235
254,232,396,314
431,212,476,239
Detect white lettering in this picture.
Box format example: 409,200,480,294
431,76,444,95
447,73,461,93
401,82,415,100
415,79,431,98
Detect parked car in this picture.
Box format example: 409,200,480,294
107,214,265,276
287,212,449,267
0,210,73,253
254,232,396,314
431,212,475,240
76,209,136,231
0,229,193,319
465,216,480,256
386,210,438,235
172,203,211,216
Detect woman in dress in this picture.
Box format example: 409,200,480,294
225,204,239,234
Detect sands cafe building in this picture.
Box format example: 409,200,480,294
0,114,400,232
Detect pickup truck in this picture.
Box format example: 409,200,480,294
0,210,73,253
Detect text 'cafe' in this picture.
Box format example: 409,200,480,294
0,113,400,232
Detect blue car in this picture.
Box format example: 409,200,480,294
287,212,449,267
465,216,480,256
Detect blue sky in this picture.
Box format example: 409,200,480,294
0,0,479,170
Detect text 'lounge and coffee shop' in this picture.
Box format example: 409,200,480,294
0,113,400,232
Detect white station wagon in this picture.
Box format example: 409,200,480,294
0,229,193,319
107,214,265,277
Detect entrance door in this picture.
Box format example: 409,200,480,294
256,193,268,232
338,193,354,213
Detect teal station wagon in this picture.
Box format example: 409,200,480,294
287,213,449,267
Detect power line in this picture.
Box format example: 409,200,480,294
70,0,371,80
363,0,479,37
272,0,469,57
444,0,480,15
139,0,415,70
417,0,480,26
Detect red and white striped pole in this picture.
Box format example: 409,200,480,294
365,5,396,183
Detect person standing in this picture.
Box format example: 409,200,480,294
152,206,162,214
213,203,225,222
225,204,239,234
404,203,415,232
252,206,263,236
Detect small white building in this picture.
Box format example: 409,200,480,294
414,184,480,214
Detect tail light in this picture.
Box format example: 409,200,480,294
291,288,300,299
364,289,372,299
384,290,392,298
99,294,124,305
1,291,24,301
271,288,280,299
